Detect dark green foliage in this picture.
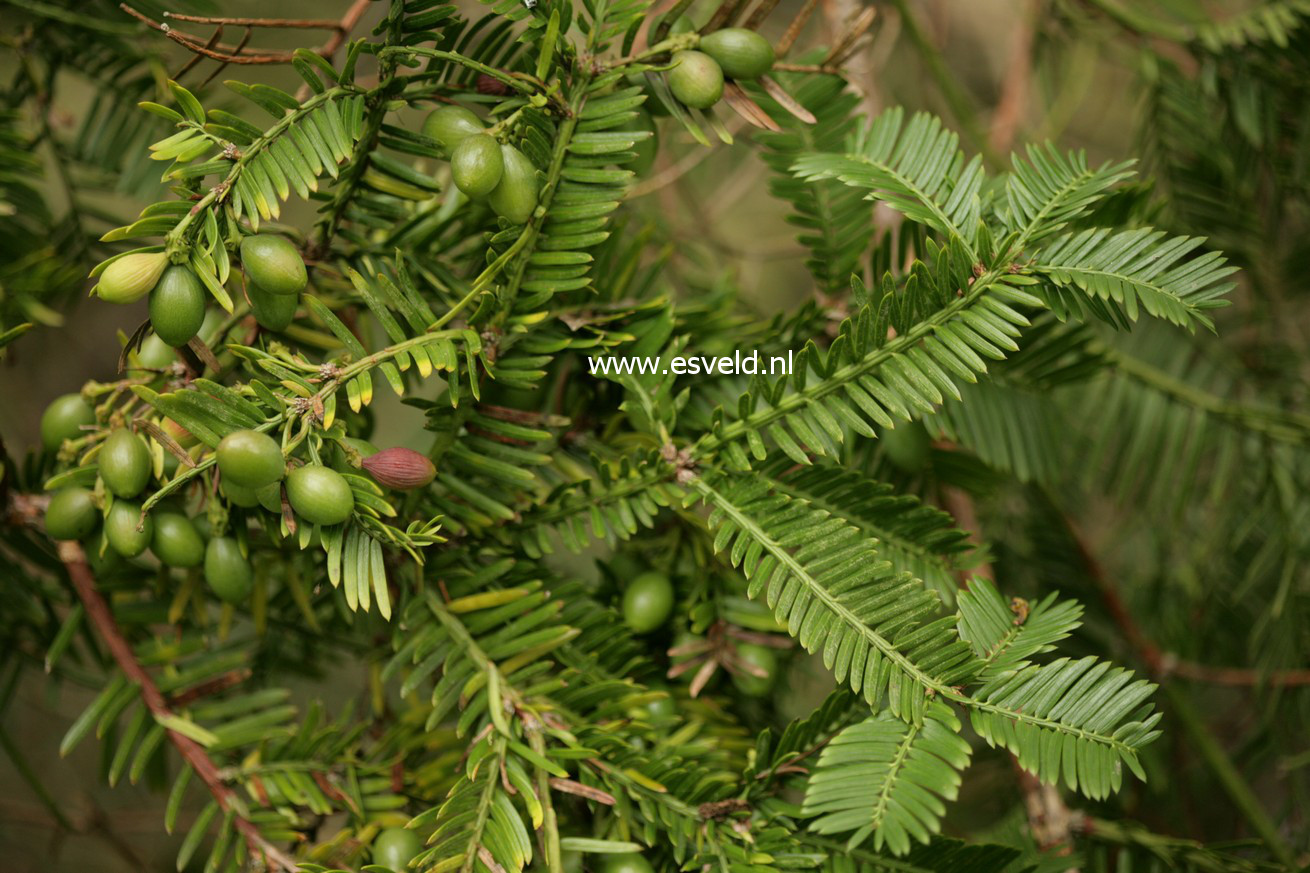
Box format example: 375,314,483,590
1,2,1303,872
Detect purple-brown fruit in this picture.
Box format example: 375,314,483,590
361,447,436,490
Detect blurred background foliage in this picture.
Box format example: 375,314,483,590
1,0,1309,870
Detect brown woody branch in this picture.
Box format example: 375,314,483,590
120,0,370,65
58,541,298,872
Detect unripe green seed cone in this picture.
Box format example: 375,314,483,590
622,570,675,634
151,512,204,568
699,28,775,79
451,134,505,200
99,428,151,498
105,500,153,558
95,252,168,304
361,447,436,490
731,643,778,697
248,283,298,332
45,488,98,541
286,465,355,526
149,266,207,347
239,234,307,296
667,51,724,109
217,429,285,489
41,394,95,451
204,537,253,603
422,105,484,154
487,145,539,225
373,827,422,872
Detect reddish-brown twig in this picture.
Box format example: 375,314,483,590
120,0,371,66
58,541,298,872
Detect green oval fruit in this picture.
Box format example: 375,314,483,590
248,283,298,332
217,430,284,489
151,512,205,568
667,51,723,109
149,266,206,347
373,827,422,872
487,145,539,225
451,134,505,199
286,465,354,526
99,428,151,498
699,28,775,79
105,500,153,558
45,488,98,540
204,537,253,603
96,252,168,304
41,394,95,451
422,105,484,154
622,570,675,634
239,235,307,296
731,643,777,697
598,853,656,873
881,421,931,472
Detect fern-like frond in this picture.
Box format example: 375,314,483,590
1002,144,1136,249
802,704,971,855
791,108,985,259
955,577,1083,680
1031,227,1238,331
694,475,978,722
966,657,1161,799
761,459,977,600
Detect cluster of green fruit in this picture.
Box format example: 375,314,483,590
92,232,308,343
39,383,438,604
665,27,775,111
422,105,539,224
41,399,252,602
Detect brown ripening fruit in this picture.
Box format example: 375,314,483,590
361,447,436,490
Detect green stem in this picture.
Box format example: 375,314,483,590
1162,682,1295,866
379,47,539,97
